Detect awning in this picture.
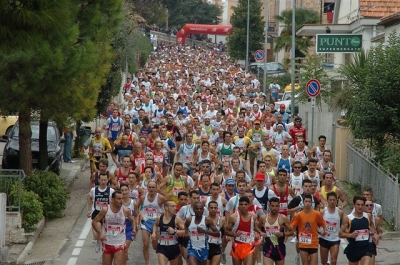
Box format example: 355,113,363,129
296,24,351,36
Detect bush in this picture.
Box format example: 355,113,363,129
10,184,43,231
24,170,69,218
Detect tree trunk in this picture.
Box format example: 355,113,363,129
19,108,32,175
38,117,48,170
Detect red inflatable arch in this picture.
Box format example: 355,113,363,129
176,24,233,45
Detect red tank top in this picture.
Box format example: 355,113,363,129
117,168,129,184
272,185,289,216
235,214,252,243
132,152,145,172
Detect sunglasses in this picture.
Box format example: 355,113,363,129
365,204,373,207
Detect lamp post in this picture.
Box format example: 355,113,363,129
290,0,295,118
245,0,250,71
263,0,269,95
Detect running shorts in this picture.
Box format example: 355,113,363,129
230,242,254,260
157,244,181,261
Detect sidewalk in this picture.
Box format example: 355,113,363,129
3,159,87,265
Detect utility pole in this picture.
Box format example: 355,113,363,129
245,0,250,71
290,0,296,117
263,0,269,95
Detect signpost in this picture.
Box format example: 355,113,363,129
316,34,362,53
305,79,321,146
254,50,265,61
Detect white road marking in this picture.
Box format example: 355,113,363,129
79,218,92,240
66,257,77,265
71,248,81,256
75,240,85,247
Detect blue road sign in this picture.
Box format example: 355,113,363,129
306,79,321,97
254,50,265,61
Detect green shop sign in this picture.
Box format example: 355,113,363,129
316,34,362,53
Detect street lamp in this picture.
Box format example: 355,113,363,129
263,0,269,95
290,0,295,118
245,0,250,71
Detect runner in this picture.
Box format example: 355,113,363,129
111,135,133,167
120,183,138,262
87,173,115,253
272,169,296,216
114,156,131,185
158,162,189,209
104,108,123,150
90,159,118,189
204,182,227,217
258,197,294,265
364,199,383,265
319,192,344,265
320,172,347,209
176,132,196,176
151,200,185,265
224,196,263,265
247,119,265,176
290,194,328,265
91,190,136,265
339,195,379,265
135,180,166,265
89,127,112,174
207,200,226,265
185,201,220,265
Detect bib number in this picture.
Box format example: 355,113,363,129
355,229,369,241
106,224,122,236
299,233,312,244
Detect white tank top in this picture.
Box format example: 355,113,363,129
197,151,211,165
306,170,321,189
188,216,208,250
181,143,195,164
316,147,324,161
129,185,140,204
103,205,126,246
320,207,340,242
290,173,304,195
205,196,225,217
142,193,163,221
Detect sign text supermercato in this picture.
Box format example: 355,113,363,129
316,34,362,53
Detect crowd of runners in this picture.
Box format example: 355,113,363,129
86,40,384,265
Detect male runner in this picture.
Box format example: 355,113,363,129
319,192,344,265
290,194,328,265
258,197,294,265
135,180,166,265
151,200,185,265
185,201,220,265
339,195,379,265
91,190,136,265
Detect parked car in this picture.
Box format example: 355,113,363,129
275,91,299,115
250,62,287,77
0,114,18,138
2,120,64,175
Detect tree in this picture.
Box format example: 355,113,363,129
227,0,264,60
274,8,320,61
338,32,400,168
294,55,340,111
0,0,76,175
129,0,167,27
165,0,222,30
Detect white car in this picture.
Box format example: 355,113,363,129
274,91,299,114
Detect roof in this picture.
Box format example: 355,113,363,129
379,11,400,26
360,0,400,18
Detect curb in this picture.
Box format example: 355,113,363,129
13,161,86,265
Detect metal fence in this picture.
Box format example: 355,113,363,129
0,169,25,212
346,143,398,229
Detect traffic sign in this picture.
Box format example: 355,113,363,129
305,79,321,97
254,50,265,61
311,97,316,108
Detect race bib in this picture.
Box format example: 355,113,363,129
355,229,369,241
279,202,288,211
95,201,108,211
172,187,183,196
325,220,338,232
265,226,279,237
190,231,206,241
299,233,312,244
135,158,145,166
93,147,102,157
111,123,119,131
159,232,175,245
236,231,252,243
208,234,220,244
144,207,157,220
222,155,231,162
253,134,261,142
106,224,122,236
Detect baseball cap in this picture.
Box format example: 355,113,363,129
249,93,254,98
295,117,302,122
254,119,261,125
280,104,286,109
225,178,236,185
229,101,234,105
255,172,265,181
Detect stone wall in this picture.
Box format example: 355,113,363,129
5,212,27,244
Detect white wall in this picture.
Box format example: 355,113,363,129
385,26,400,43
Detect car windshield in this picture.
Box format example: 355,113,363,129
11,124,57,142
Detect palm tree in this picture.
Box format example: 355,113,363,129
274,8,320,62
